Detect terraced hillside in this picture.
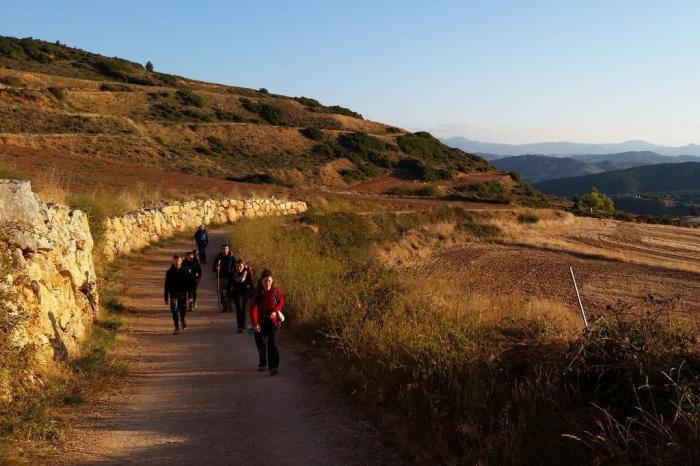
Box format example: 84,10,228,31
0,36,495,191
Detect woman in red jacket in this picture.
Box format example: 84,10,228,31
250,269,284,375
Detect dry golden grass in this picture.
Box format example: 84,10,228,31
489,208,700,274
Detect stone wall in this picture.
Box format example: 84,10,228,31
0,181,307,374
0,180,97,369
101,198,307,260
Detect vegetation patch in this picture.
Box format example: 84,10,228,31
228,209,700,464
226,173,294,187
294,96,363,119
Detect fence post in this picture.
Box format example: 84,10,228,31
569,267,589,330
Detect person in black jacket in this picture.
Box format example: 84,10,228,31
213,244,236,312
182,250,202,311
164,255,193,334
227,260,255,332
194,225,209,264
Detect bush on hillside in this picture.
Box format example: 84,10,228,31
299,127,324,141
258,103,284,125
176,89,205,108
453,180,510,203
574,187,614,212
145,61,154,72
396,158,453,182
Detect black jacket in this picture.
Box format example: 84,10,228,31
164,265,193,300
227,267,254,297
213,252,236,277
182,259,202,284
194,229,208,248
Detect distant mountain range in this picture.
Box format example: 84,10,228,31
534,162,700,198
492,151,700,183
442,137,700,157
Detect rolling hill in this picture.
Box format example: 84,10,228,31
534,162,700,197
492,151,700,182
492,154,603,182
0,35,492,191
443,136,700,157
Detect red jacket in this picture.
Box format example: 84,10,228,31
250,287,284,326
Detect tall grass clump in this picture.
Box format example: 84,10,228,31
229,207,700,464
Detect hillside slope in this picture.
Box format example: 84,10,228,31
535,162,700,197
0,36,492,190
492,154,603,182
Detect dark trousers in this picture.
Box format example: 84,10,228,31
232,294,247,329
189,283,199,310
197,246,207,264
170,292,188,328
254,320,279,369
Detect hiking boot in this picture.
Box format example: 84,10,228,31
181,321,187,329
270,368,279,376
173,327,180,335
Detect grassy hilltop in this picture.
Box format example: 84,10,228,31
0,35,504,194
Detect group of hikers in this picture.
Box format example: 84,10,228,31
163,225,285,375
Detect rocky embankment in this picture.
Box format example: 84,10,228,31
0,180,97,376
0,180,306,394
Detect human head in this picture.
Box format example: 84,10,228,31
221,244,230,254
185,251,194,261
172,255,182,267
235,260,245,272
199,224,205,230
260,269,273,291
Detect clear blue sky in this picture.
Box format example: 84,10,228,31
3,0,699,145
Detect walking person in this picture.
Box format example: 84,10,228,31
226,260,254,332
213,244,236,312
250,269,284,375
182,250,202,311
164,255,193,334
194,225,209,264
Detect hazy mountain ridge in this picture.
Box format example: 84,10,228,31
443,137,700,157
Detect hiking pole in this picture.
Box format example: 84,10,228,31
569,267,589,330
216,267,222,313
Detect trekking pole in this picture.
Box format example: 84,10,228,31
216,267,222,313
569,267,589,330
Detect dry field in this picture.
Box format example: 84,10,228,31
386,209,700,315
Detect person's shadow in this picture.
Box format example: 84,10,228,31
47,311,69,361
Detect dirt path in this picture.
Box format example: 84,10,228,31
55,230,400,465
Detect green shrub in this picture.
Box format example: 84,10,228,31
299,127,324,141
258,87,269,94
214,109,243,122
145,61,154,72
454,180,510,202
258,103,284,124
176,89,205,108
574,187,615,212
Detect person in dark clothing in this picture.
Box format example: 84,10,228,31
164,255,193,334
194,225,209,264
250,269,284,375
227,260,254,332
182,250,202,311
213,244,236,312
